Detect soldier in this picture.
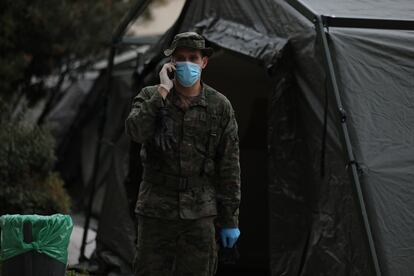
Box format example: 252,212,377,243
125,32,241,276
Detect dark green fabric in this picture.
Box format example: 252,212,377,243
0,214,73,264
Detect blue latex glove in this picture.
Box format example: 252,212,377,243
220,228,240,248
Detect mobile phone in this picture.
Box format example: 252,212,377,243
167,70,175,80
167,69,175,80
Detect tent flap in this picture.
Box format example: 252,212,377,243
195,17,288,68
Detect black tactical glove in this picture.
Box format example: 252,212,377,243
154,106,176,151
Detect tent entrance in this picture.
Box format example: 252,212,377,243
204,48,273,274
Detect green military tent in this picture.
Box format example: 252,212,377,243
43,0,414,275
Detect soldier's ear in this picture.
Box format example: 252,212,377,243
201,56,208,69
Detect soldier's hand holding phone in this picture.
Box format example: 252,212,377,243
158,62,175,98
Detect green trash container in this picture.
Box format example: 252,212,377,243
0,214,73,276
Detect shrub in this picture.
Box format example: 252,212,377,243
0,102,70,215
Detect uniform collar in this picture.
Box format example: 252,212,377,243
190,84,207,107
170,83,207,108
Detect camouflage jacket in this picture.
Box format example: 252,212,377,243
125,83,241,227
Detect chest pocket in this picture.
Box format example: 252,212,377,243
186,109,209,142
186,109,219,150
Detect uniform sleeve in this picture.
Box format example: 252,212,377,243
125,87,164,143
215,101,241,228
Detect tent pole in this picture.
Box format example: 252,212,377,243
286,1,383,274
113,0,153,42
286,0,317,22
286,0,414,30
78,0,153,263
78,44,116,263
315,16,382,276
321,16,414,30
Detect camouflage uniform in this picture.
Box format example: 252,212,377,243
134,215,217,276
126,83,241,275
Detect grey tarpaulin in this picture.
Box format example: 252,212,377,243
329,28,414,275
40,0,413,275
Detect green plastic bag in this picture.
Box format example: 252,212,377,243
0,214,73,264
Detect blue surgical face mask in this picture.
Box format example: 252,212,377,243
175,61,201,87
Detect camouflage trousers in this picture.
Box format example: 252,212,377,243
134,215,218,276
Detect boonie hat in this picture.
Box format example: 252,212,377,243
164,32,213,57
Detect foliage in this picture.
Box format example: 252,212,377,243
0,0,169,215
66,269,89,276
0,0,134,99
0,173,71,215
0,0,171,102
0,118,55,185
0,102,70,215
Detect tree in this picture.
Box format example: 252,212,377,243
0,0,168,214
0,0,134,101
